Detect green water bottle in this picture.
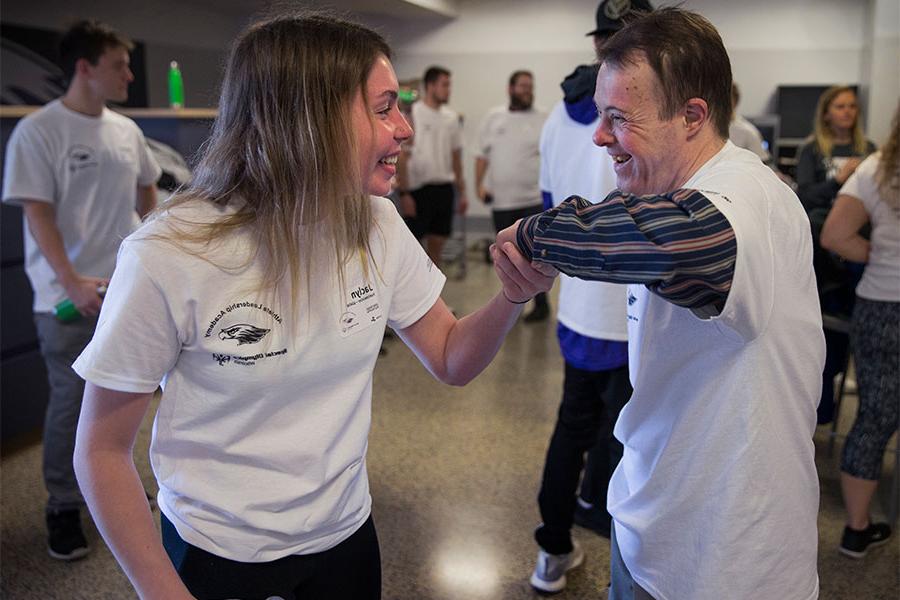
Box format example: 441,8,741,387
168,61,184,109
53,284,107,323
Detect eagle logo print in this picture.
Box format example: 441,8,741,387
218,324,270,345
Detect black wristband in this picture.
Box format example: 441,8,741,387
502,290,530,305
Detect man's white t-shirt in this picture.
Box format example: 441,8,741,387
477,106,546,211
407,101,462,189
540,100,627,341
73,196,445,562
611,143,824,600
839,152,900,302
1,100,161,311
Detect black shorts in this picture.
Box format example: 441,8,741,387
491,203,544,233
405,183,455,239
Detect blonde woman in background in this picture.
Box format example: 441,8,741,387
821,102,899,559
70,12,554,600
796,85,876,425
797,86,876,211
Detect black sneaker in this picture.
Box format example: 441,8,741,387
839,522,892,558
46,509,90,561
573,504,611,539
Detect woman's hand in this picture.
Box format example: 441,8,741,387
491,240,557,304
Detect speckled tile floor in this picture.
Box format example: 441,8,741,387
2,252,897,599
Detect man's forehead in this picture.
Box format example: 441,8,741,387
595,59,657,103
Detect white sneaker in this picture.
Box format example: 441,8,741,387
529,540,584,593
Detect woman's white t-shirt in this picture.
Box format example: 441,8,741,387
838,152,900,302
73,196,445,562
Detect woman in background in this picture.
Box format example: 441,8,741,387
71,12,553,600
796,85,876,424
821,103,899,559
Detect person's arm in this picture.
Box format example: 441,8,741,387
452,148,468,215
136,184,157,219
820,193,871,263
500,189,737,310
74,384,195,600
22,200,106,315
475,156,490,202
397,243,555,386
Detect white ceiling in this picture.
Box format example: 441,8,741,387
183,0,459,21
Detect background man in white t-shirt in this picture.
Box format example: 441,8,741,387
1,20,160,561
397,65,467,268
527,1,648,593
475,70,550,322
728,82,770,164
499,8,824,600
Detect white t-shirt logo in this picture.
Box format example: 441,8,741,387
67,144,97,172
341,280,383,338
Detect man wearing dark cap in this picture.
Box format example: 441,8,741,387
587,0,654,52
528,0,650,594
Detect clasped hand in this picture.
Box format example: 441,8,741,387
491,220,557,304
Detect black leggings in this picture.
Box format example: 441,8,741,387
841,297,900,480
161,514,381,600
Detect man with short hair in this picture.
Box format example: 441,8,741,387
475,70,549,322
397,66,467,268
2,20,160,561
499,8,823,599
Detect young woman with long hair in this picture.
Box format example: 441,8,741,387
821,102,899,559
71,13,554,600
797,85,875,212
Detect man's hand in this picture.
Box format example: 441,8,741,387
491,241,556,303
62,274,107,317
477,184,490,203
400,192,416,218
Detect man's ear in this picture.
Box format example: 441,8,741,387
683,97,710,138
74,57,93,78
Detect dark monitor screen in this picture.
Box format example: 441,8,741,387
776,85,857,140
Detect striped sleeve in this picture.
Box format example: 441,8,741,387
516,189,737,309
